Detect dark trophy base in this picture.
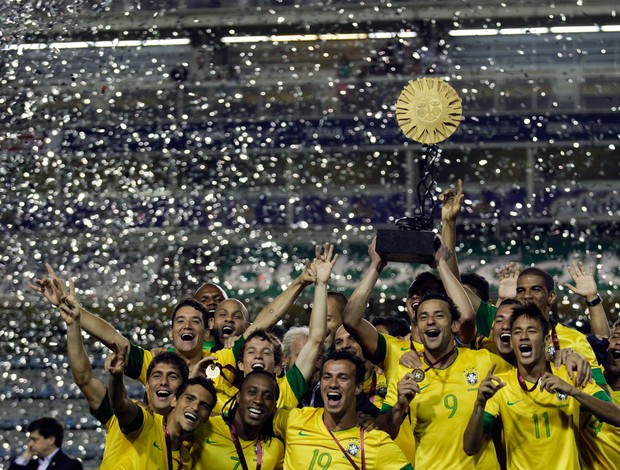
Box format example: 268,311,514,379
375,217,436,264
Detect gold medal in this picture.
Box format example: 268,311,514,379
395,77,462,144
205,363,221,379
412,368,425,383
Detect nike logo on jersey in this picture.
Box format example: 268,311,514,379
400,347,410,351
298,431,311,437
153,441,162,450
419,385,430,391
507,400,523,406
205,438,217,444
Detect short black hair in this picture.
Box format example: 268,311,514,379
519,267,555,294
321,349,365,385
414,293,461,323
28,417,64,447
146,351,189,383
175,376,217,405
170,298,210,325
371,316,410,338
327,292,349,313
408,272,445,299
461,272,490,302
241,329,284,369
509,304,550,337
498,298,520,308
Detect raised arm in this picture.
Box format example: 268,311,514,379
244,259,316,337
31,263,130,351
566,261,610,339
434,235,476,343
295,243,338,380
463,365,505,456
496,262,520,306
59,280,107,411
106,342,140,429
341,237,386,360
439,178,463,279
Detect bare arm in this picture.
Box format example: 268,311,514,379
439,178,463,279
566,261,610,339
31,263,130,351
463,365,505,455
106,342,139,429
60,280,107,411
540,372,620,426
375,372,418,439
341,238,386,359
244,260,316,338
434,235,476,343
295,244,338,380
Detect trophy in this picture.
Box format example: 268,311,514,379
376,77,462,264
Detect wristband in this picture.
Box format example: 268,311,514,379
585,294,602,307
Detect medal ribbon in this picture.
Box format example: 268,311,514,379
229,422,262,470
368,370,377,404
550,322,560,350
323,419,365,470
422,346,457,372
164,416,183,470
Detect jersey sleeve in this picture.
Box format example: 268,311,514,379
120,402,147,435
91,388,113,425
284,364,309,400
376,435,414,469
125,343,151,385
273,408,292,440
476,302,497,338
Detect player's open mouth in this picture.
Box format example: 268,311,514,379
156,390,171,398
184,412,198,422
326,391,342,406
251,363,265,370
222,326,234,336
181,332,195,341
425,329,440,338
500,333,511,344
519,344,533,358
248,407,264,418
610,349,620,360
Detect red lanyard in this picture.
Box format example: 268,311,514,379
550,323,560,350
324,419,365,470
164,417,183,470
229,422,263,470
517,368,549,392
422,346,457,372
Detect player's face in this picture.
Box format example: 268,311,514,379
170,306,205,354
212,299,248,343
194,283,227,314
171,384,214,433
416,299,457,354
326,297,344,334
606,326,620,376
27,430,56,458
146,362,184,414
510,315,548,367
238,337,276,374
516,274,555,317
237,374,278,427
320,359,360,417
491,305,516,357
334,326,364,359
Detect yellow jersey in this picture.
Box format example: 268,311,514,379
578,388,620,469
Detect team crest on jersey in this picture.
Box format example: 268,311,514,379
346,441,361,457
465,369,478,386
377,385,388,398
557,393,568,402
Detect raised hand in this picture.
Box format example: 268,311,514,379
566,261,598,299
297,258,317,287
105,342,129,377
397,372,421,407
314,243,339,285
475,364,505,406
399,350,424,370
368,237,387,271
30,263,68,307
431,234,452,269
58,279,81,326
439,178,464,223
497,262,521,300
